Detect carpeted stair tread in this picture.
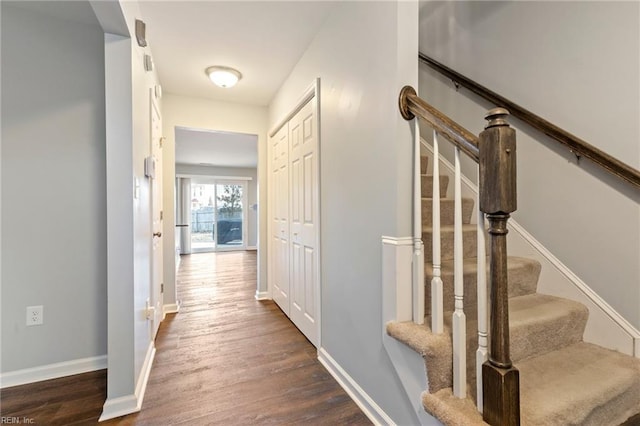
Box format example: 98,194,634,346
423,224,477,261
422,197,474,226
509,293,588,362
424,256,541,315
422,388,487,426
438,293,590,400
422,175,449,198
518,342,640,426
386,321,453,393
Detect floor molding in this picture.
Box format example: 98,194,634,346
318,348,395,426
0,355,107,389
163,303,180,317
99,342,156,422
254,291,270,300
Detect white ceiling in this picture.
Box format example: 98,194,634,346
138,1,336,107
136,1,337,168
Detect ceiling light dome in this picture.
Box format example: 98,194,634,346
205,66,242,88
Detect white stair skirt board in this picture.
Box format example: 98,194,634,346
254,291,271,300
382,334,443,426
0,355,107,389
99,341,156,422
421,138,640,357
318,348,396,426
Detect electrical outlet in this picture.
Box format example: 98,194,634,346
26,305,43,326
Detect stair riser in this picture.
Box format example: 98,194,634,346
424,258,541,316
509,299,588,362
422,198,474,227
422,175,449,198
423,228,477,261
421,156,428,174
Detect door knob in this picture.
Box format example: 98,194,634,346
153,232,162,238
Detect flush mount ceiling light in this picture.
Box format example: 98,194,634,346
205,66,242,88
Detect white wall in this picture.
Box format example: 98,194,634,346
1,2,107,373
100,0,162,409
175,164,258,248
419,1,640,328
162,94,268,302
269,2,421,424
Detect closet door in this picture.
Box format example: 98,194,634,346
271,124,290,313
288,100,318,345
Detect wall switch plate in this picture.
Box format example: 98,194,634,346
26,305,43,326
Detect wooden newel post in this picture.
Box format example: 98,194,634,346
479,108,520,426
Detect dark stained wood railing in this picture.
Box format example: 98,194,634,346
419,52,640,189
400,86,520,425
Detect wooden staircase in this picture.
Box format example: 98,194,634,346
387,155,640,425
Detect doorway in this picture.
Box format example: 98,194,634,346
189,179,248,252
174,127,258,257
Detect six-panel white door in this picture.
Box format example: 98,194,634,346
269,96,318,346
288,101,318,345
271,125,290,312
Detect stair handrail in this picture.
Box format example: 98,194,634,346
400,85,521,425
419,52,640,189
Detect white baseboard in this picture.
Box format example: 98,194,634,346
247,246,258,251
99,342,156,422
0,355,107,389
318,348,395,426
99,394,139,422
254,291,270,300
163,303,180,318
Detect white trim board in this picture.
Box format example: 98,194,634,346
175,173,253,181
163,302,180,320
422,138,640,357
318,348,395,426
254,291,270,300
382,236,414,323
99,341,156,422
269,79,318,137
0,355,107,389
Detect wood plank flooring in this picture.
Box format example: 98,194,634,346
1,251,371,425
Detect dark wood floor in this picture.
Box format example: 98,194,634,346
1,251,371,425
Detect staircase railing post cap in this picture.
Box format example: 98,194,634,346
485,108,511,129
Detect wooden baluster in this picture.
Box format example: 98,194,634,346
431,130,443,334
479,108,520,425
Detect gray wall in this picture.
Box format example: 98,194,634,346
1,2,107,372
176,164,258,248
269,2,420,424
419,1,640,327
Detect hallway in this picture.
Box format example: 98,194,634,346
109,251,371,424
0,251,370,425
